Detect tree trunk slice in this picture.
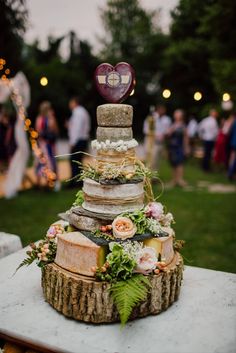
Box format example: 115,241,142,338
41,252,183,324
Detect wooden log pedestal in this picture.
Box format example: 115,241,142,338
41,252,183,324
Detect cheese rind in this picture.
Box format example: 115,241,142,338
96,127,133,142
67,212,107,232
97,104,133,127
143,234,174,265
83,178,144,199
82,178,144,215
55,232,107,276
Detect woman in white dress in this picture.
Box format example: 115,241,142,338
4,117,29,198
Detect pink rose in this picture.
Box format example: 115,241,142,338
134,247,157,275
145,202,164,220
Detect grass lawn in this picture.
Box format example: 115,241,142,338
0,159,235,273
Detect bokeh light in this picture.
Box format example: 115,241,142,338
162,89,171,99
222,92,231,102
40,76,48,86
194,91,202,101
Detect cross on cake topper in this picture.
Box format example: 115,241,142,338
94,62,135,103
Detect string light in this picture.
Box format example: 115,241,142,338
162,89,171,99
40,76,48,86
130,89,135,96
0,59,56,187
222,93,231,102
194,91,202,101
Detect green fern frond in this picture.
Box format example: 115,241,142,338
109,274,151,326
14,255,36,275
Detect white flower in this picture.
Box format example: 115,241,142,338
134,247,157,275
146,218,162,235
122,241,143,259
161,212,174,227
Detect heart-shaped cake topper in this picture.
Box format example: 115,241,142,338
94,62,135,103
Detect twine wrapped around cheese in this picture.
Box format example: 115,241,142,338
83,192,144,205
96,148,136,174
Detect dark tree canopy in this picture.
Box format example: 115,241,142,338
0,0,28,73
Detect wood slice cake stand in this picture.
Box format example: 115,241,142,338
41,252,183,324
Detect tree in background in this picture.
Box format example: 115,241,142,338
161,0,217,115
199,0,236,100
162,0,236,116
0,0,28,74
100,0,169,133
24,32,99,136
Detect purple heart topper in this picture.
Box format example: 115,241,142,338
94,62,135,103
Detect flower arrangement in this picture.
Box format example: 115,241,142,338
16,221,68,271
91,139,138,152
92,241,167,325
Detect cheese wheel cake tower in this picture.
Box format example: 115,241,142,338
84,103,143,215
40,62,184,324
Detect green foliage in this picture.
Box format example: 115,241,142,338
73,190,84,206
15,251,36,273
16,234,58,273
109,274,151,326
163,0,236,112
92,229,114,241
96,243,136,281
122,209,148,234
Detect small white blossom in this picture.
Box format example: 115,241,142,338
161,212,174,227
146,218,162,235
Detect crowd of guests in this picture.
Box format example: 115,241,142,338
0,96,91,196
35,96,90,189
1,98,236,197
143,105,236,185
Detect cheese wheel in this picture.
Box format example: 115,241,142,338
82,178,144,215
96,148,136,175
97,104,133,127
143,233,174,265
82,201,144,216
96,127,133,142
83,178,144,199
55,232,107,276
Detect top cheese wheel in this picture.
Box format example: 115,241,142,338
97,104,133,127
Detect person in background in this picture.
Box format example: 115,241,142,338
198,109,219,171
214,113,234,168
167,109,189,187
35,101,60,190
0,108,9,172
187,114,198,157
143,104,171,170
68,96,90,186
228,112,236,180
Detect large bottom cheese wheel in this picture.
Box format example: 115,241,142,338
97,104,133,127
55,232,108,276
96,127,133,142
